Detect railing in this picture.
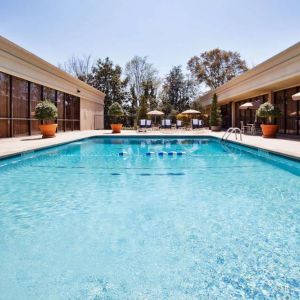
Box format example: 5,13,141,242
221,127,242,142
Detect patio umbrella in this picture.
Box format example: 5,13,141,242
292,92,300,101
239,101,261,122
146,110,164,124
181,109,201,115
181,109,201,127
239,100,261,110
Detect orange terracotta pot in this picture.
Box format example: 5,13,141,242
260,124,279,138
111,124,123,133
39,124,58,138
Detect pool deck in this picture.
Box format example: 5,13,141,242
0,129,300,160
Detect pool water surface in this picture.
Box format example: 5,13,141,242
0,137,299,299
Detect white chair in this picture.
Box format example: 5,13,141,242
146,120,152,129
139,119,146,128
176,120,183,129
192,119,199,129
165,119,171,128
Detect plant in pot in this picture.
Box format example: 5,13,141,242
210,93,222,131
108,102,124,133
256,102,281,138
35,100,58,138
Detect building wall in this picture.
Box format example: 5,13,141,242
197,42,300,135
198,42,300,107
80,100,104,130
0,35,105,135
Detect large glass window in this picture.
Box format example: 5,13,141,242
57,91,65,131
235,95,268,128
0,72,10,137
274,87,300,135
43,87,56,103
286,87,298,135
64,94,80,131
12,77,29,136
0,71,80,138
30,83,42,135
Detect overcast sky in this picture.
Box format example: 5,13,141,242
1,0,300,76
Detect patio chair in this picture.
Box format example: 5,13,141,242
139,119,146,129
146,119,152,129
192,119,199,129
199,119,203,128
176,120,183,129
251,122,262,135
165,119,172,129
240,121,251,134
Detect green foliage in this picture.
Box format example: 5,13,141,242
161,66,196,114
176,113,190,126
138,96,148,120
256,102,281,124
209,93,222,126
89,57,127,127
35,100,58,121
108,102,124,117
188,48,248,89
108,102,124,123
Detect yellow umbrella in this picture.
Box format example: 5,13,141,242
181,109,201,128
146,110,164,124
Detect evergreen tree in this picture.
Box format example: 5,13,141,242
161,66,195,115
89,58,127,128
210,93,222,127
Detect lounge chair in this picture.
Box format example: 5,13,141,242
161,119,171,129
165,119,172,129
146,120,152,129
176,120,183,129
192,119,199,129
139,119,146,129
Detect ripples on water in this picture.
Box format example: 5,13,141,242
0,138,299,299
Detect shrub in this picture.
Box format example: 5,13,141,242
35,100,58,122
256,102,281,124
209,93,222,127
108,102,124,123
176,113,190,126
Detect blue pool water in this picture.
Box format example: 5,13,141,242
0,137,299,299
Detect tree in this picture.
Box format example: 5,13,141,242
108,102,124,123
58,55,94,82
125,56,158,112
89,57,128,128
188,49,248,89
210,93,222,127
137,80,157,120
160,66,196,115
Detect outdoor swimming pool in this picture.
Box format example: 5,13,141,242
0,137,299,299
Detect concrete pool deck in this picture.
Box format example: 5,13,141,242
0,129,300,160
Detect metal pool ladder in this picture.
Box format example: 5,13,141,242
221,127,242,142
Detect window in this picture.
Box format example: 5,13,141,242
43,86,56,102
12,77,29,136
57,91,65,131
0,71,80,138
30,83,42,135
0,72,10,137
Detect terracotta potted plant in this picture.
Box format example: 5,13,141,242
256,102,281,138
35,100,58,138
210,93,222,131
108,102,124,133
